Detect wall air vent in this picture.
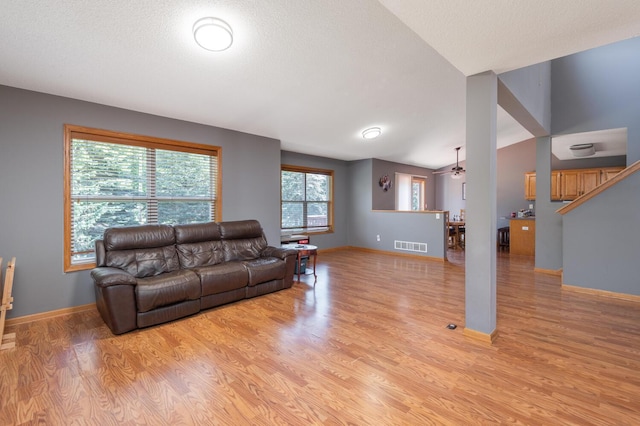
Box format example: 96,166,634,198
394,240,427,253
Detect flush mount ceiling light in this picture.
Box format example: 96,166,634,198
193,17,233,51
362,127,381,140
570,143,596,157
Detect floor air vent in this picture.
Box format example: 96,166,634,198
394,240,427,253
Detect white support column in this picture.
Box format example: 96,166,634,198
464,71,498,343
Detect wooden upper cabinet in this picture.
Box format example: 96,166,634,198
602,166,624,183
551,171,561,200
561,168,600,200
525,172,536,200
560,170,580,200
525,166,624,201
579,169,600,196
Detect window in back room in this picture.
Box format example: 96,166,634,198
395,173,427,211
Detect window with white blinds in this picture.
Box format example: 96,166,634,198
64,125,220,271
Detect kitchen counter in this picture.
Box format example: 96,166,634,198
510,218,535,256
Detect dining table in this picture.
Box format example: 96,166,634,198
448,221,466,249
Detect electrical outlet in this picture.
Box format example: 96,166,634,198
529,204,534,209
436,213,440,220
376,234,380,241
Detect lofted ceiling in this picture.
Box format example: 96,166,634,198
1,1,639,169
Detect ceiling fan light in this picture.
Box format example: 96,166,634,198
193,17,233,51
362,127,381,140
451,172,462,179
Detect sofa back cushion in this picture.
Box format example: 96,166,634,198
174,222,225,268
219,220,267,261
103,225,179,278
104,224,175,251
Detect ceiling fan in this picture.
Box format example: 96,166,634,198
433,147,465,179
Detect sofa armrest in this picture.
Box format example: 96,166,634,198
261,246,298,289
91,267,137,288
91,267,138,334
261,246,298,260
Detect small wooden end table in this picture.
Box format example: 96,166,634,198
281,244,318,283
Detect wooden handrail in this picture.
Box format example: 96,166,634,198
557,160,640,215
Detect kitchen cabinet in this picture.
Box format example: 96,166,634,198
525,166,624,201
551,171,561,200
601,166,624,182
560,169,600,199
580,169,601,195
524,172,536,200
560,170,580,199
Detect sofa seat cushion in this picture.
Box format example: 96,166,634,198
136,270,200,313
243,257,285,286
192,262,248,296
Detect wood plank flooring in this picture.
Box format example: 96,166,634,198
1,249,640,425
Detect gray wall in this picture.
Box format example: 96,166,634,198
371,159,436,211
348,160,446,259
0,85,282,319
280,151,349,249
499,61,552,135
551,36,640,291
562,172,640,294
535,136,563,270
551,36,640,164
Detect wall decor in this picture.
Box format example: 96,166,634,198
379,175,392,191
462,182,466,200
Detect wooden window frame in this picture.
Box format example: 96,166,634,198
281,164,334,234
63,124,222,272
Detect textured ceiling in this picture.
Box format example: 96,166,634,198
379,0,640,76
1,1,639,169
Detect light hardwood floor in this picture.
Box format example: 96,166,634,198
1,249,640,425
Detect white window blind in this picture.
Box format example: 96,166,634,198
395,173,412,211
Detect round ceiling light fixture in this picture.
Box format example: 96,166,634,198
362,127,382,140
569,143,595,157
193,17,233,51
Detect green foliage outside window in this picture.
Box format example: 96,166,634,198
66,128,219,269
281,168,332,232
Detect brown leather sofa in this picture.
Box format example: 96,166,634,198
91,220,298,334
